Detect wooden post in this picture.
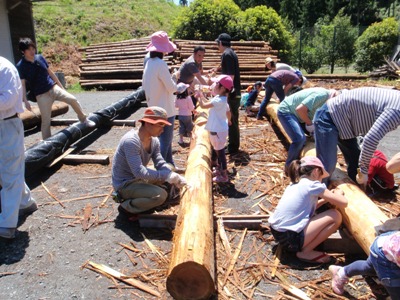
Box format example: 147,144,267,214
266,101,388,255
166,107,216,300
20,103,69,130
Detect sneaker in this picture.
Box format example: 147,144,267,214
0,227,16,239
329,265,348,295
19,200,38,217
212,167,221,177
213,173,229,183
81,118,96,127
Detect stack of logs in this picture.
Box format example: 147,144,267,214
79,38,278,90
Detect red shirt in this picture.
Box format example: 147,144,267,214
368,150,395,189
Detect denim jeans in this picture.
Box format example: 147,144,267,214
227,94,240,153
257,77,285,118
313,104,360,182
370,232,400,299
159,116,175,165
278,111,306,169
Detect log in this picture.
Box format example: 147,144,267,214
166,107,216,300
20,103,69,130
61,154,110,165
51,119,136,127
265,101,388,255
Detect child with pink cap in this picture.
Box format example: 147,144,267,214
195,75,234,183
269,156,348,264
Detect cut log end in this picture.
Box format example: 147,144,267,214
167,261,215,300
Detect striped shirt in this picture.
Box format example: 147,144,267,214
327,87,400,174
112,129,171,191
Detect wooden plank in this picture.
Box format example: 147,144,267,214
46,147,77,168
62,154,110,165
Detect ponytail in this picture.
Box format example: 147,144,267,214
288,159,318,183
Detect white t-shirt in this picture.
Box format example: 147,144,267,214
205,95,230,133
269,177,326,233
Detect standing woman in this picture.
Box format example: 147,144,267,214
278,88,339,172
142,31,185,166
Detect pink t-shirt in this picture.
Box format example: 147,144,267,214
175,96,194,116
382,231,400,267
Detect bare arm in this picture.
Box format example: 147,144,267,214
194,72,208,85
283,83,293,95
197,94,213,109
295,104,312,125
48,68,64,89
319,188,348,209
20,79,32,111
387,152,400,174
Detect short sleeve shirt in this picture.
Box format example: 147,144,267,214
270,70,299,87
205,95,230,132
179,55,201,84
268,178,326,233
16,54,55,96
278,87,330,122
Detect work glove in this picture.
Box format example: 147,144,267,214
356,168,368,190
166,172,187,188
305,123,315,134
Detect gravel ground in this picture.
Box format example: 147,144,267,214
0,86,399,299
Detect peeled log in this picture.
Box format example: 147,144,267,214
20,103,69,130
166,107,215,300
266,101,388,255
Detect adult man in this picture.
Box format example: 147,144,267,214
178,46,209,106
313,87,400,187
0,56,37,239
214,33,241,154
265,57,307,85
16,37,94,139
112,106,187,214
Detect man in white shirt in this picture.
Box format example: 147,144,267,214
0,56,37,239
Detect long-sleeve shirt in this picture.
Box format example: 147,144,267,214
112,129,171,191
0,56,24,119
142,57,177,117
327,87,400,174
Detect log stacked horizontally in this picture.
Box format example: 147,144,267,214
79,38,278,90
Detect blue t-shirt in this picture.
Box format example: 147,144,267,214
16,54,55,96
268,178,326,233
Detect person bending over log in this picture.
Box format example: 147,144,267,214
256,70,303,120
111,106,187,216
312,87,400,187
265,57,307,85
268,156,348,264
16,37,95,139
277,88,340,172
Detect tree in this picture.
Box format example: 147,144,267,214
172,0,240,40
279,0,301,28
179,0,188,6
233,0,279,11
300,0,328,28
354,17,399,72
229,6,294,59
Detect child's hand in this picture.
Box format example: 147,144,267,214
228,120,232,126
194,90,203,99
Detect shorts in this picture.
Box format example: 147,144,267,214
209,131,228,151
270,227,305,253
178,115,194,136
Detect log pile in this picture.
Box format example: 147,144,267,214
79,38,278,90
369,57,400,80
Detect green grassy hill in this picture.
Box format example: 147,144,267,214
32,0,181,77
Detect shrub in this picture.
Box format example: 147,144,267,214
229,6,294,59
354,17,399,72
172,0,240,40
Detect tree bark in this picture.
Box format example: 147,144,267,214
166,107,216,300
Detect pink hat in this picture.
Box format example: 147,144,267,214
139,106,171,126
146,31,176,53
300,156,329,178
212,75,234,92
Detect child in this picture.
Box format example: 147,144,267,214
244,81,263,117
268,156,348,263
175,83,194,146
196,75,233,183
329,231,400,298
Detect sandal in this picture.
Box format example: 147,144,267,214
297,252,333,264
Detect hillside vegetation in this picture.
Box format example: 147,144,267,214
32,0,180,76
